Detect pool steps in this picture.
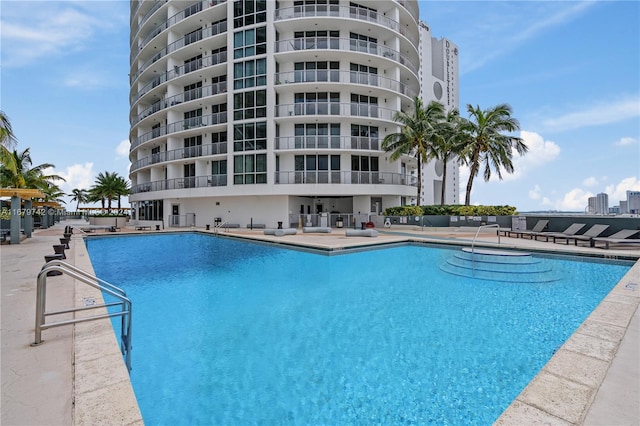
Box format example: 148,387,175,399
440,248,561,283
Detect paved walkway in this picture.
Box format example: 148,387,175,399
1,221,638,425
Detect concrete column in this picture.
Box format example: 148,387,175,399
40,207,49,229
10,196,21,244
23,200,33,238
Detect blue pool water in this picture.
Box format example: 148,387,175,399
86,233,632,425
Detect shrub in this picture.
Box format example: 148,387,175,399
383,205,518,216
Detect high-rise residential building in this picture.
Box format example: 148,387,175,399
128,0,459,227
595,192,608,215
587,196,596,214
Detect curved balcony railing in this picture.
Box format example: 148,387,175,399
274,102,396,121
131,171,416,195
274,70,417,99
132,174,228,195
275,136,381,151
132,81,227,125
131,0,166,34
131,0,227,54
274,4,418,47
130,142,228,172
275,171,417,186
274,37,418,75
395,0,419,22
131,19,227,84
132,50,227,104
131,112,228,150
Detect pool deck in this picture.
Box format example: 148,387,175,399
1,220,638,425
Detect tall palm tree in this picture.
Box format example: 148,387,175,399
432,108,465,205
90,171,130,213
70,188,89,211
0,111,18,175
0,148,64,190
459,103,528,205
382,98,446,205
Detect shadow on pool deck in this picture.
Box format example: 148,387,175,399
1,221,638,425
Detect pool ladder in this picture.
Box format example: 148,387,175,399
214,221,227,234
32,260,132,372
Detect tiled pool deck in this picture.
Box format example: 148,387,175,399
1,220,638,425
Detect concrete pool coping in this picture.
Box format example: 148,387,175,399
1,220,638,425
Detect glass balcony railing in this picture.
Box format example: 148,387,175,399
130,142,228,172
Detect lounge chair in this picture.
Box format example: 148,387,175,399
499,219,549,238
557,224,609,246
592,229,640,249
531,223,586,242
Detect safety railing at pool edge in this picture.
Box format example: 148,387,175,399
470,224,501,276
214,221,227,234
32,260,133,372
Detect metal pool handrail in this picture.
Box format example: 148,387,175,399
470,224,501,275
32,260,132,372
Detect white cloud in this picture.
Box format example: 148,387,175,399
582,176,599,187
1,2,125,67
116,139,130,158
56,162,95,194
615,137,638,146
491,130,560,182
556,188,594,211
605,176,640,204
528,184,542,200
542,96,640,132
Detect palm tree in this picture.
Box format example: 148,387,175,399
0,111,18,175
0,148,65,190
70,188,89,211
458,103,528,205
432,108,465,205
382,98,446,204
90,171,130,213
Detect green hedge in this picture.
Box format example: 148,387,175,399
383,205,518,216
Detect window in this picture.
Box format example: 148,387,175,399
210,160,228,186
350,63,378,86
351,155,379,183
233,89,266,120
349,32,377,54
294,61,339,83
210,131,228,155
184,28,202,45
350,94,378,117
350,124,379,149
294,154,340,183
234,122,267,151
184,54,203,73
294,123,340,148
293,30,339,50
184,109,202,128
349,2,377,20
234,27,267,59
233,0,266,28
294,92,340,115
234,153,267,184
152,123,161,138
234,58,267,89
183,136,202,158
183,82,202,102
183,163,196,188
184,2,202,18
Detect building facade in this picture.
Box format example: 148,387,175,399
128,0,459,228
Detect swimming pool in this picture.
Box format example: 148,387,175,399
86,233,632,425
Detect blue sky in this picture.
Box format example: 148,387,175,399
1,0,638,212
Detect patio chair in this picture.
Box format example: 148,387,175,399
500,219,549,238
557,224,609,246
531,223,586,242
592,229,640,249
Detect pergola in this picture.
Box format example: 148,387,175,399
0,188,47,244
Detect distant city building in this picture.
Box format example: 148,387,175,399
609,205,620,215
595,192,608,215
587,196,596,214
627,191,640,214
619,200,628,214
